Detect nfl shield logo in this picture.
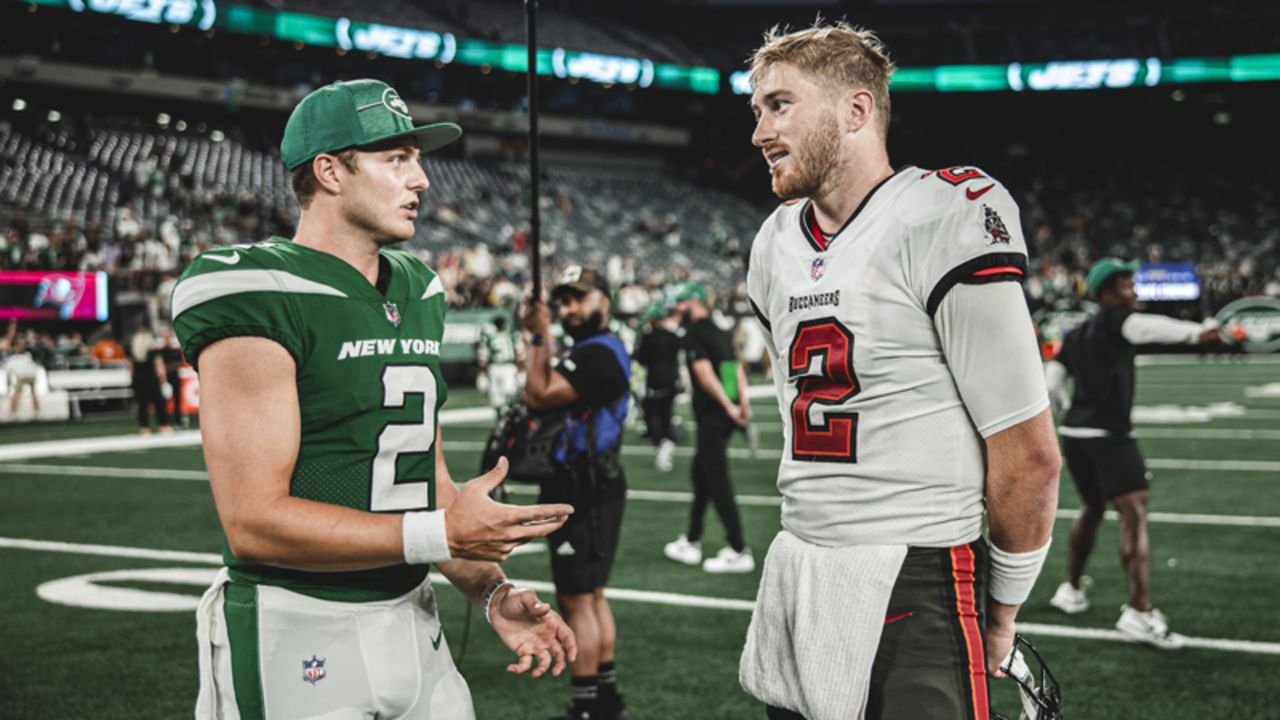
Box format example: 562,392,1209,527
302,656,326,684
810,257,826,280
384,302,402,327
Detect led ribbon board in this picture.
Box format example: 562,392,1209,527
19,2,1280,95
20,0,720,94
731,54,1280,94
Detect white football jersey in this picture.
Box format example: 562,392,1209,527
747,165,1047,547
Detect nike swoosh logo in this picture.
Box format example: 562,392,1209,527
966,184,995,201
203,252,241,265
884,611,914,625
431,626,444,651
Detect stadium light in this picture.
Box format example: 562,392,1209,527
156,112,171,127
47,109,62,122
210,129,225,142
175,120,187,132
12,98,26,111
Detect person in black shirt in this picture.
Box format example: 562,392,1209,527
161,328,187,428
1045,258,1224,649
633,302,683,471
662,282,754,574
524,265,632,720
128,328,171,434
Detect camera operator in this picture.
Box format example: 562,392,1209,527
523,265,632,720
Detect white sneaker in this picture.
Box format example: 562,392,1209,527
655,439,675,472
663,534,701,566
1049,579,1090,615
702,546,755,574
1116,605,1186,650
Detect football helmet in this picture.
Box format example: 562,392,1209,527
994,634,1063,720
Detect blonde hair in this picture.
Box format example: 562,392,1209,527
748,21,896,138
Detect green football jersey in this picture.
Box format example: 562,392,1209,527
172,237,448,601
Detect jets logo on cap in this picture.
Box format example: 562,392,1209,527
560,265,583,284
382,88,411,119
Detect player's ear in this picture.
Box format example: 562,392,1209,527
844,88,874,135
312,154,344,196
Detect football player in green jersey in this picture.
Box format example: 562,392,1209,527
175,79,576,720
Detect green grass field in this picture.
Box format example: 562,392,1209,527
2,360,1278,718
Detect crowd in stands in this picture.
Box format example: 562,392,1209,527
1,108,757,304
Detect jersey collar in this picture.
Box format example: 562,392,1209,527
798,166,911,253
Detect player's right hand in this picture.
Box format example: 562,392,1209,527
445,457,574,562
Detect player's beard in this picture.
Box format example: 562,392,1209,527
564,310,607,341
771,108,842,201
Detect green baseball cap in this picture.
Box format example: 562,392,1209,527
673,282,708,304
280,79,462,170
1086,257,1141,296
643,300,673,322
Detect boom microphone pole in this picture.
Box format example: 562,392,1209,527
526,0,542,301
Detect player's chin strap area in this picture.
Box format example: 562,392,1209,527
993,634,1063,720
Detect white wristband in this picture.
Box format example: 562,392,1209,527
988,538,1051,606
483,579,514,624
402,510,451,565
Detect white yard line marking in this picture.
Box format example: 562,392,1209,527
1055,508,1280,528
1131,428,1280,440
5,464,1280,528
1135,355,1280,366
3,535,1276,654
0,537,222,564
1014,622,1280,655
0,535,543,561
0,463,210,481
0,431,204,462
1144,458,1280,472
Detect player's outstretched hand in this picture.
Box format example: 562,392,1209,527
491,585,578,678
445,457,573,562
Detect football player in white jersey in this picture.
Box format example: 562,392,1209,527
738,24,1062,720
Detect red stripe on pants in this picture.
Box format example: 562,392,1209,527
950,544,989,720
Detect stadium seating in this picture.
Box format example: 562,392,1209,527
0,112,760,301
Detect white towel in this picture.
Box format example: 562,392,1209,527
739,532,907,720
194,567,230,720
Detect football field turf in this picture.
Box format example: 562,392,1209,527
2,359,1278,718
